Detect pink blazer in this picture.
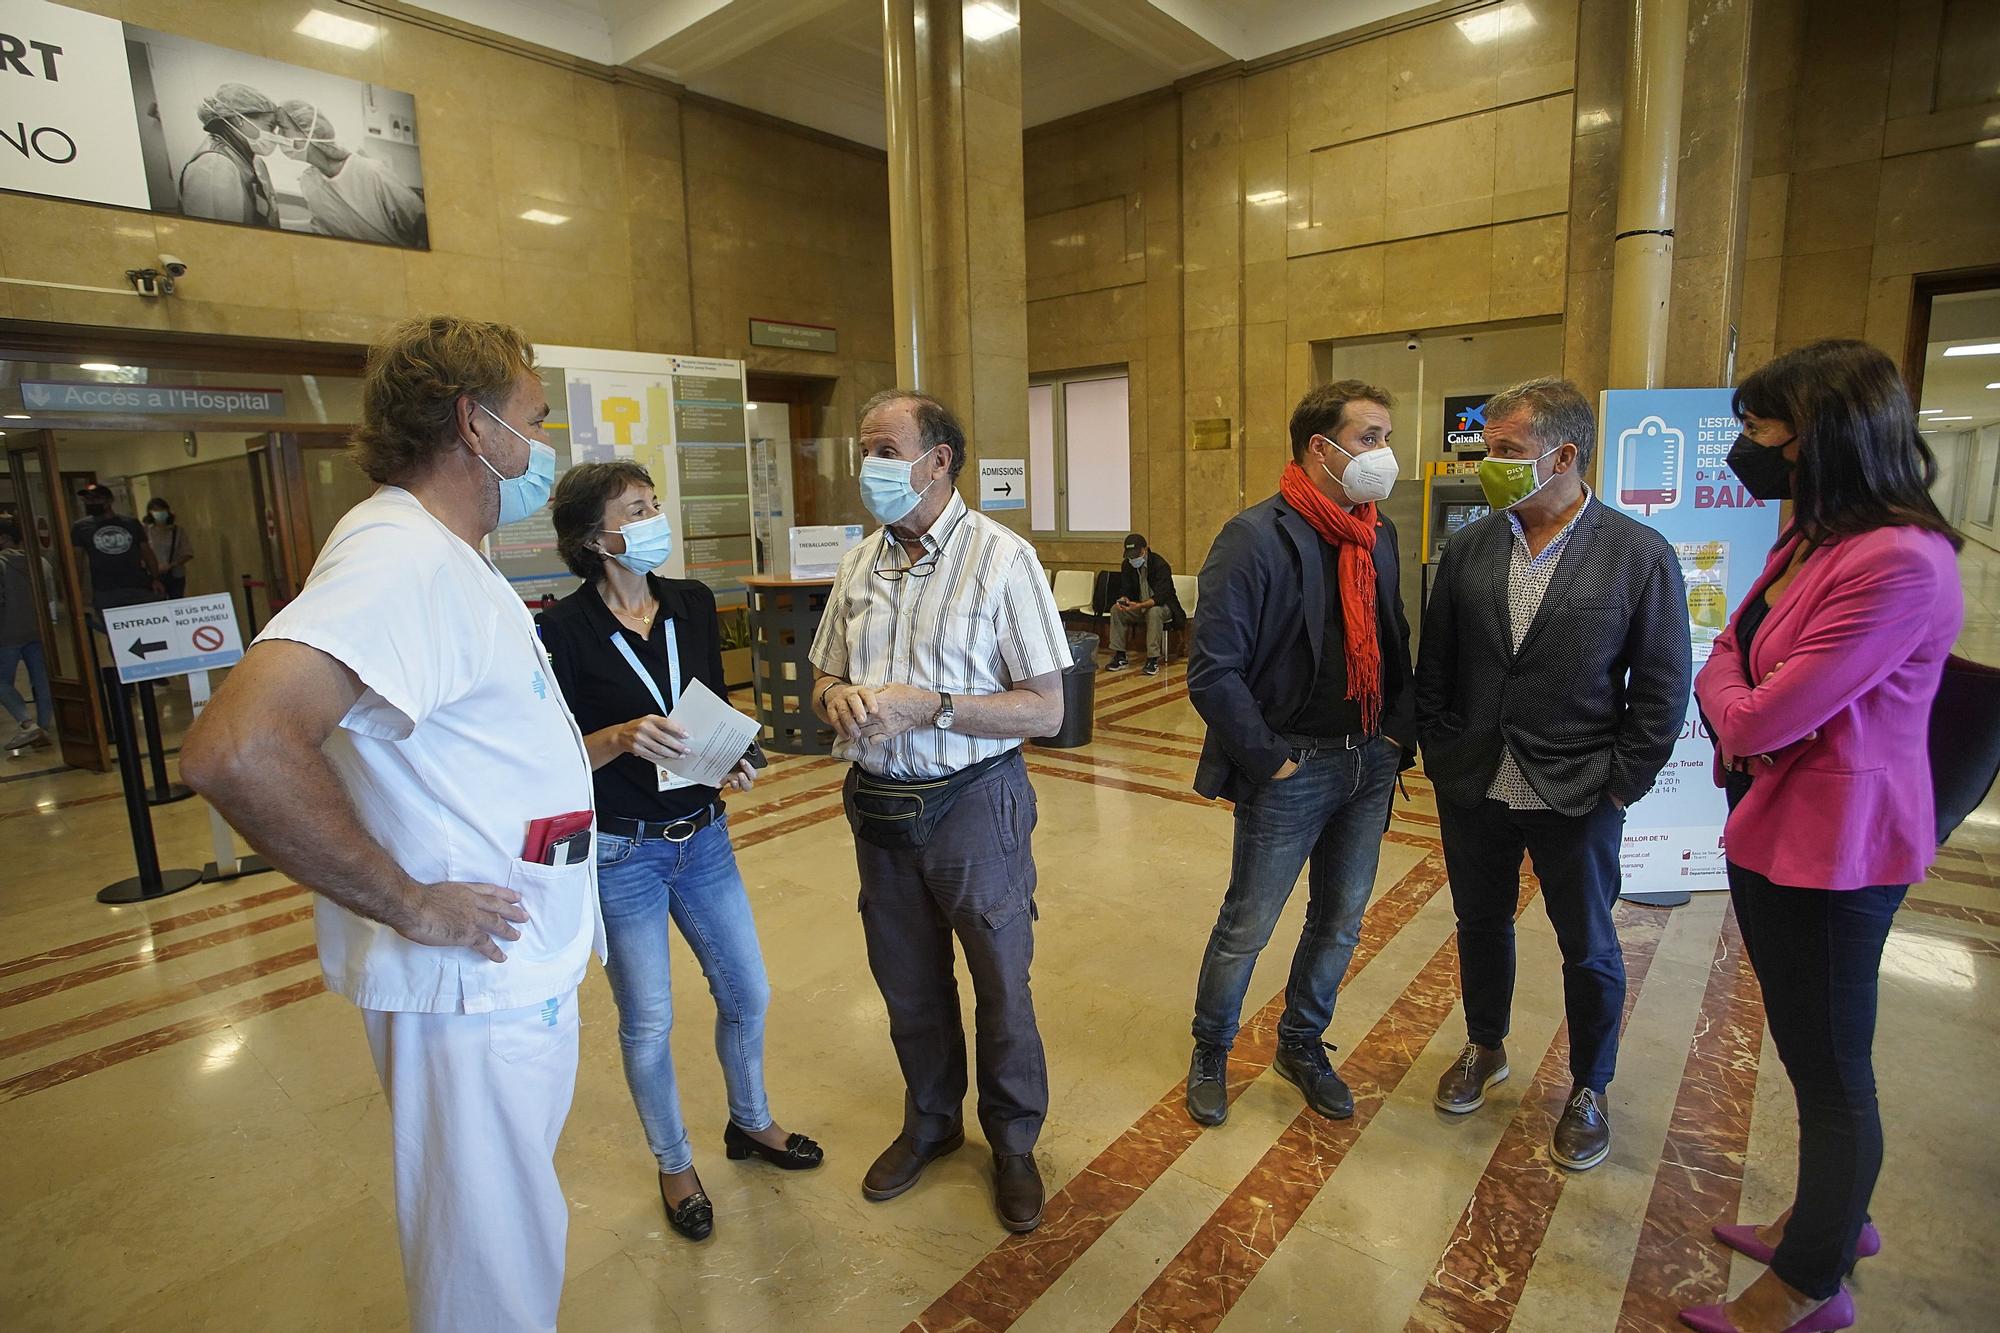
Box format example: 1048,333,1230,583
1695,525,1962,890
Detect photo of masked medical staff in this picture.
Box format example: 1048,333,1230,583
123,23,428,248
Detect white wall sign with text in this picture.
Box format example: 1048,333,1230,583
102,593,244,683
979,458,1026,511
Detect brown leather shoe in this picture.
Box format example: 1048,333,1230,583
861,1128,964,1201
993,1152,1044,1232
1434,1041,1509,1113
1551,1086,1611,1171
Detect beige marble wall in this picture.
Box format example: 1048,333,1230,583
0,0,892,401
1737,0,2000,376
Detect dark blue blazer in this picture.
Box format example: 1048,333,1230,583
1189,493,1416,803
1415,496,1690,816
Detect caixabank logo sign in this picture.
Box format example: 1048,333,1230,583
1443,395,1487,449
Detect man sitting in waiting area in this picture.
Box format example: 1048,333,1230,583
1107,533,1185,676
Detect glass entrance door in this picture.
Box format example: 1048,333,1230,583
6,432,111,770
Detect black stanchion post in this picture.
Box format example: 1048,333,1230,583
241,574,259,637
97,665,202,905
135,679,194,806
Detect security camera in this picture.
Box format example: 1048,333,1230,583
1405,335,1422,352
159,254,188,278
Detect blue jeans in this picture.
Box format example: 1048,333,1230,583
595,816,773,1174
1192,737,1400,1050
0,640,52,729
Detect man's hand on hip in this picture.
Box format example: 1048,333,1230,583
396,880,530,963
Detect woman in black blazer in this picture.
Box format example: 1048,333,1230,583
539,461,821,1244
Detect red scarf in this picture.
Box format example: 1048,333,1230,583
1278,460,1382,733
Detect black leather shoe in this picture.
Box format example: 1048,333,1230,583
1435,1041,1510,1114
1551,1086,1611,1171
660,1174,713,1242
994,1152,1044,1232
861,1128,964,1201
724,1121,825,1170
1273,1039,1355,1119
1186,1041,1229,1126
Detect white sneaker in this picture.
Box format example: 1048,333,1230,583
5,724,40,750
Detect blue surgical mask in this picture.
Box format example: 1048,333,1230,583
1128,555,1145,569
604,512,672,574
473,403,556,526
859,448,940,525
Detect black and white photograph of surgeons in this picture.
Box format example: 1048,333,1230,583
126,24,428,250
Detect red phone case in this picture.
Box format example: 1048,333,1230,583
523,811,594,864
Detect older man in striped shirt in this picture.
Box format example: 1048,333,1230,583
809,388,1069,1234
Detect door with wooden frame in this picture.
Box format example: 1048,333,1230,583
5,431,111,770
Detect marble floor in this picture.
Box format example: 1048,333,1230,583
4,548,2000,1331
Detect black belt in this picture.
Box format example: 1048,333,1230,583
600,802,723,845
1282,731,1371,757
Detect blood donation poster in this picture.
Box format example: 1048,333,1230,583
1600,389,1781,895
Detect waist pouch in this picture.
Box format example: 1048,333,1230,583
846,751,1014,850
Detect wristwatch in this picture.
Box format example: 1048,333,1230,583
932,691,956,731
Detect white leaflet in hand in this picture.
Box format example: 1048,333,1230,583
659,678,761,789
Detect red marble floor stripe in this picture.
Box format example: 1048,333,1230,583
0,883,307,979
1086,732,1208,763
0,943,321,1060
1026,758,1214,809
0,903,316,1009
0,789,126,823
1098,679,1193,725
0,974,329,1103
904,853,1456,1333
1100,720,1206,747
1397,808,1442,828
1405,900,1674,1332
1616,907,1764,1332
1109,882,1544,1333
731,796,849,851
1904,896,2000,928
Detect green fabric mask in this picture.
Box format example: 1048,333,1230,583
1477,445,1561,510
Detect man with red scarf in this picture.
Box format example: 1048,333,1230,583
1183,381,1415,1127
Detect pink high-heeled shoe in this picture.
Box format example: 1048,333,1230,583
1712,1221,1881,1267
1678,1285,1854,1332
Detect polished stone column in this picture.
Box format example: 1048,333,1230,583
877,0,1030,530
1608,0,1688,388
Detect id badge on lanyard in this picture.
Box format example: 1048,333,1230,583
610,621,698,791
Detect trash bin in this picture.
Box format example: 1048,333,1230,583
1036,632,1098,748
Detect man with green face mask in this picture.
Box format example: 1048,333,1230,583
1415,376,1688,1174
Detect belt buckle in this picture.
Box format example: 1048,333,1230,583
1345,733,1363,751
663,814,700,843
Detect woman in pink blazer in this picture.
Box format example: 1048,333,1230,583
1682,341,1963,1333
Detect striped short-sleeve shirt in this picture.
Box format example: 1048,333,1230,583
809,492,1070,780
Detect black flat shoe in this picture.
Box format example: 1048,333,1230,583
660,1176,714,1242
724,1121,825,1170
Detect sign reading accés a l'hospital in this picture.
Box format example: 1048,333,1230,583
21,381,285,416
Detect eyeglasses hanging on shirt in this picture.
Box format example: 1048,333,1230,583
871,507,970,582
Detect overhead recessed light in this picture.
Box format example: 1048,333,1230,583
1930,415,1973,421
294,9,379,49
1245,190,1287,206
963,1,1019,41
1987,382,2000,390
518,209,570,226
2,413,27,420
1943,343,2000,357
79,362,123,372
1456,6,1537,44
1920,408,1943,414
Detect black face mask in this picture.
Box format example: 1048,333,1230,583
1726,434,1793,501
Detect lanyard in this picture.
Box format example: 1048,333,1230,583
610,618,681,713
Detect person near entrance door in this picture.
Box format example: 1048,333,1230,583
144,498,194,600
180,315,594,1333
1105,532,1184,675
0,516,56,749
71,484,160,613
1415,376,1689,1174
1181,381,1415,1130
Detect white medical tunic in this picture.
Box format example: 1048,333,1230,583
301,152,427,247
258,485,602,1013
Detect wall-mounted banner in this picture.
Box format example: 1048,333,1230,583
1443,394,1489,451
1601,388,1778,895
2,0,428,248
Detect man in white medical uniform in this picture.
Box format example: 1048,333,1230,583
275,99,429,248
182,315,598,1332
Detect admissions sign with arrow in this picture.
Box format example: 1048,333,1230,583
979,457,1027,512
102,594,245,684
